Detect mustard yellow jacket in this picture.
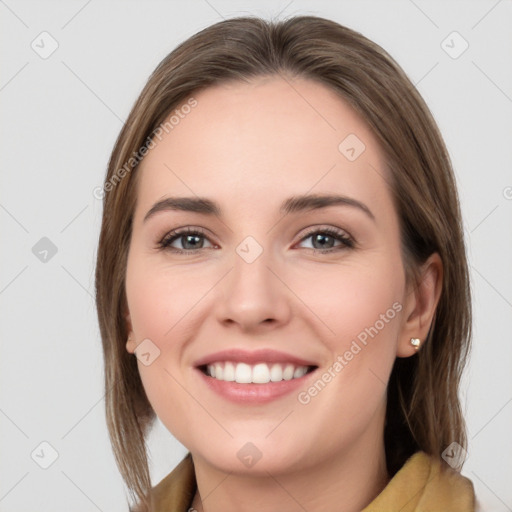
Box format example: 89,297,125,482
149,451,476,511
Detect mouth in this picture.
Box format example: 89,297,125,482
198,361,318,384
193,348,319,403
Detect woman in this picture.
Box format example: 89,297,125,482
95,15,477,511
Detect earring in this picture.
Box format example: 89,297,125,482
127,335,136,355
410,338,421,350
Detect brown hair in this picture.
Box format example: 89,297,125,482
95,15,472,510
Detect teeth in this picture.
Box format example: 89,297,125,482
293,366,307,378
270,363,283,382
235,362,252,383
252,363,270,384
205,362,311,384
223,362,235,381
283,364,295,380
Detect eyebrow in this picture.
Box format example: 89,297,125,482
143,193,375,223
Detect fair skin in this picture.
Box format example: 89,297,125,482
124,76,442,512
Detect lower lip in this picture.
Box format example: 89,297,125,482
196,368,316,404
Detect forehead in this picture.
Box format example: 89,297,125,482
135,76,390,219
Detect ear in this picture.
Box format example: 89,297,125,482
397,252,443,358
125,310,137,354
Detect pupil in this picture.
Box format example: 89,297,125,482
184,235,201,249
315,234,333,249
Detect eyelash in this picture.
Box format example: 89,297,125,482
157,226,355,255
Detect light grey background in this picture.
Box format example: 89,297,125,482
1,0,511,510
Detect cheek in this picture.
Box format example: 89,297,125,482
290,259,403,349
288,258,403,412
289,268,402,440
125,253,207,344
125,254,213,416
125,257,197,439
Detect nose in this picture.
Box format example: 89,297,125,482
215,245,292,332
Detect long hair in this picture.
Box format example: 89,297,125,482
95,15,472,510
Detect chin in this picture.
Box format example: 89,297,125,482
188,434,315,476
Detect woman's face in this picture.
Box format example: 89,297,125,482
125,76,415,475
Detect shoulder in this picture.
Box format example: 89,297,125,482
363,451,476,511
150,453,196,511
414,452,476,510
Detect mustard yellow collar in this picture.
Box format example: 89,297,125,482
362,451,475,511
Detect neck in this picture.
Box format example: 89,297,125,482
189,432,389,512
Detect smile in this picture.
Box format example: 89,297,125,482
194,348,319,403
201,361,315,384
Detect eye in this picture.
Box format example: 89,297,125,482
158,227,215,253
296,227,355,252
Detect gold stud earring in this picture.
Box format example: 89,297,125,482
410,338,421,350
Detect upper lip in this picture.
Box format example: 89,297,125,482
193,348,318,368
